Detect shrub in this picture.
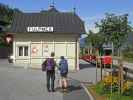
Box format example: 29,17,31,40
123,52,133,59
123,86,133,96
95,82,105,95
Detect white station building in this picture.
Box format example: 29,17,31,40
9,6,85,70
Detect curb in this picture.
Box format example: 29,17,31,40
81,83,94,100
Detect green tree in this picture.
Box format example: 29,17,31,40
96,13,132,56
0,3,21,44
0,3,22,23
85,30,104,49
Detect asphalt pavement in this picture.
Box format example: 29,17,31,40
0,59,97,100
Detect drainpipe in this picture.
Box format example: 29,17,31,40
76,38,80,71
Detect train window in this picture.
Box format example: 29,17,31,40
85,49,88,54
104,49,112,55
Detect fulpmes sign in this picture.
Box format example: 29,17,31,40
27,27,53,32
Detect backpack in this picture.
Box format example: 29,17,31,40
42,60,47,71
46,58,55,71
59,59,68,74
42,60,46,71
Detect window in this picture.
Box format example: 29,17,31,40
19,47,23,56
24,46,28,56
18,46,28,56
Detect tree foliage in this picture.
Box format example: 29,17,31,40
85,30,104,48
0,3,21,23
0,3,21,44
85,13,132,56
95,13,132,50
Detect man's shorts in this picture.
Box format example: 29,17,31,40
60,73,67,78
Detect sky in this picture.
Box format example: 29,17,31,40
0,0,133,33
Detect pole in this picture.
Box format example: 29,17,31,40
96,57,98,83
95,49,99,83
109,42,114,99
100,56,103,81
120,59,124,93
110,58,113,100
118,57,124,100
118,58,121,95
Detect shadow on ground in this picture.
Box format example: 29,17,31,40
55,85,82,93
79,63,95,70
67,85,82,92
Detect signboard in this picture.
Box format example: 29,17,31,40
32,47,38,54
27,27,53,32
31,44,42,57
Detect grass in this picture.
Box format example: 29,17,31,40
88,82,133,100
123,57,133,63
88,84,107,100
109,93,133,100
122,51,133,63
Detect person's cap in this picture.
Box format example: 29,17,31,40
51,52,55,57
60,56,64,59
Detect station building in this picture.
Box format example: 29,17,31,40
9,6,85,70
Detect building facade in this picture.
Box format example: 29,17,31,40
9,6,85,70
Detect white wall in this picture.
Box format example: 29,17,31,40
13,33,79,70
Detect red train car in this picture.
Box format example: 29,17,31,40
81,44,113,67
101,55,112,65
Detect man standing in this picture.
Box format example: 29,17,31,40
58,56,68,92
42,52,56,92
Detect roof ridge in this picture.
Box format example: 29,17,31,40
14,10,78,15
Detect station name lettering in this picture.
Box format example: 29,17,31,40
27,27,53,32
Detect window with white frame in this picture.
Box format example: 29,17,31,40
18,46,29,56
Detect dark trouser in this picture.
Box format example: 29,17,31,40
46,70,55,91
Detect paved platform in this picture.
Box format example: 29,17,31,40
0,59,95,100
